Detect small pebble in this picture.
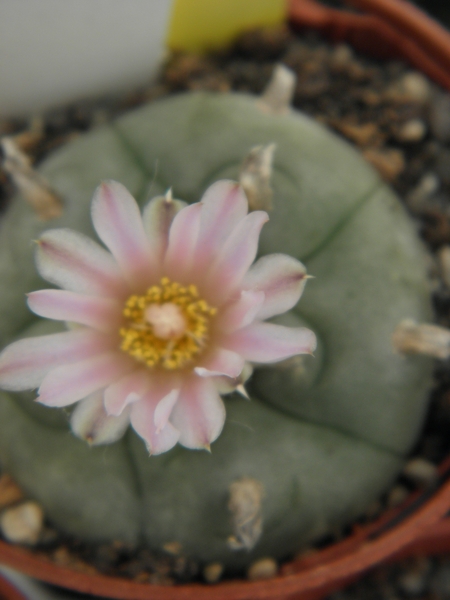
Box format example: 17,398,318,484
247,557,278,580
396,119,426,143
363,148,405,181
360,89,381,106
329,44,353,70
386,484,409,508
335,121,381,146
203,562,224,583
402,457,438,487
0,474,24,509
52,546,75,567
0,501,44,544
405,172,440,212
401,72,431,101
52,546,98,575
396,72,431,103
346,61,367,81
397,557,431,596
148,573,174,586
162,541,182,555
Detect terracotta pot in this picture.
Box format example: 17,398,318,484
0,572,27,600
2,1,450,598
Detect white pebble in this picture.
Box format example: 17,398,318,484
247,557,278,580
403,458,438,487
397,119,426,142
400,72,432,103
406,172,439,211
1,501,44,545
203,562,224,583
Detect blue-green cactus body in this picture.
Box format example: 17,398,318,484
0,93,432,569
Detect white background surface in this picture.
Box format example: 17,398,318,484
0,0,172,116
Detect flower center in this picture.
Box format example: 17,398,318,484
119,277,216,370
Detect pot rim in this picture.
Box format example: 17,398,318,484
2,0,450,598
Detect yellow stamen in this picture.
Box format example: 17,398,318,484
120,278,216,370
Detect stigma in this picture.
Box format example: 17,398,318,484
144,302,187,340
120,278,216,370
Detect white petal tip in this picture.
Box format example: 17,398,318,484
70,394,131,446
236,384,250,400
194,367,206,377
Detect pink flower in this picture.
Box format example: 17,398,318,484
0,180,316,454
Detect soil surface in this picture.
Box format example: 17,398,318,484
2,20,450,600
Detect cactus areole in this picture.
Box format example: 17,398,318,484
0,92,433,570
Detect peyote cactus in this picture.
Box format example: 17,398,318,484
0,92,433,570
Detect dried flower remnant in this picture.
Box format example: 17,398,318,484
228,477,264,551
0,180,315,454
393,319,450,359
258,64,296,115
239,144,275,212
0,137,62,220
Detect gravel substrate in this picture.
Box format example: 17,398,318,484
2,20,450,598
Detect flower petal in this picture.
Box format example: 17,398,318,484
104,369,150,416
91,181,155,287
27,290,121,332
195,348,245,378
217,290,265,332
142,193,186,264
70,391,131,445
36,229,123,297
38,351,134,408
164,202,202,280
194,181,248,270
208,211,269,303
223,322,317,363
214,362,254,396
154,389,179,433
242,254,308,320
170,377,226,449
130,390,180,455
0,330,111,391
